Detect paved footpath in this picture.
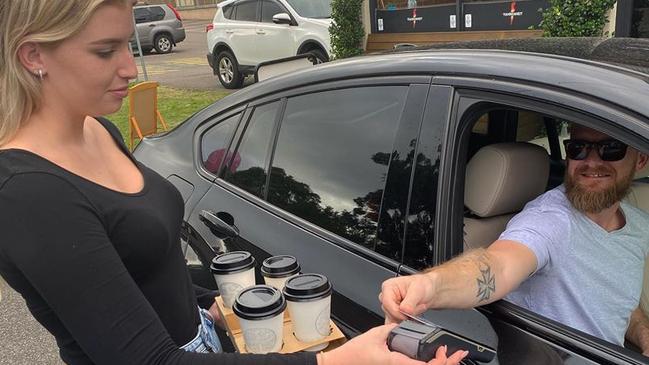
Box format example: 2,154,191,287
0,278,63,364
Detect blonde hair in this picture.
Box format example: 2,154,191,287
0,0,130,146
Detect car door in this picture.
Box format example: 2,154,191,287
188,76,435,336
401,78,649,364
229,0,262,66
255,0,295,61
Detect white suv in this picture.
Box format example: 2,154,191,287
206,0,332,89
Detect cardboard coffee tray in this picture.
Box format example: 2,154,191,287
215,296,347,354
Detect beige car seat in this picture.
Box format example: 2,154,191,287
463,143,550,250
626,165,649,317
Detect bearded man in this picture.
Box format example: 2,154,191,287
379,124,649,353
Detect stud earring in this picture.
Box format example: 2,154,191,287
35,69,43,80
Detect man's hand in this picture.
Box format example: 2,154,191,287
380,273,436,324
319,323,468,365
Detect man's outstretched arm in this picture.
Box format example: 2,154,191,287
380,240,537,323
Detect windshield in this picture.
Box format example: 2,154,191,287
284,0,332,18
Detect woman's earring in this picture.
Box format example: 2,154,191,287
36,69,43,80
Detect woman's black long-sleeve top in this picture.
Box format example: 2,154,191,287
0,118,316,365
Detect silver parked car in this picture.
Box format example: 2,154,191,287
132,4,186,54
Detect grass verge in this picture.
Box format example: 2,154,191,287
107,86,231,146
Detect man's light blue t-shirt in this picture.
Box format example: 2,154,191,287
501,185,649,345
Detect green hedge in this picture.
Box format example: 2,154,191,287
329,0,365,59
540,0,616,37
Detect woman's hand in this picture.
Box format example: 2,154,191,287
207,302,226,330
320,323,468,365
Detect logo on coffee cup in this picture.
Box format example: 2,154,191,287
316,305,331,337
221,282,243,304
243,328,278,353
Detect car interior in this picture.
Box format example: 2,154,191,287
460,105,649,354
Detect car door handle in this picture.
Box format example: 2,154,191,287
225,30,234,34
148,24,155,27
199,210,239,238
256,30,266,35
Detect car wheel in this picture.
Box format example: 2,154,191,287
154,34,173,54
216,51,244,89
306,49,328,64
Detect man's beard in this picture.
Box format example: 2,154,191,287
565,165,635,214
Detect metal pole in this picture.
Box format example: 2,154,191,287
132,11,149,81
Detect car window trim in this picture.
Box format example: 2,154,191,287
482,301,649,364
246,76,433,109
374,83,429,261
399,84,453,269
262,98,287,200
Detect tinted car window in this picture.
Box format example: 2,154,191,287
223,4,235,19
201,113,241,174
148,6,166,21
261,0,285,23
235,0,259,22
268,87,407,251
224,102,280,197
134,8,151,23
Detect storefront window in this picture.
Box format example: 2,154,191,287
377,0,454,10
633,0,649,38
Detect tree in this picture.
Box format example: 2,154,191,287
329,0,364,59
540,0,617,37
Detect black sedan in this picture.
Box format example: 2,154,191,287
134,37,649,364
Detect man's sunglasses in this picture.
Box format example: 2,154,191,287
563,139,628,162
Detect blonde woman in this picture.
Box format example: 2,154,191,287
0,1,467,364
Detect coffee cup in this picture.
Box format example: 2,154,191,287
210,251,256,308
261,255,300,291
232,285,286,354
283,273,332,351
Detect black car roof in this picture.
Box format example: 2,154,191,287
200,38,649,122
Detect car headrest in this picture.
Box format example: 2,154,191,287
465,143,550,218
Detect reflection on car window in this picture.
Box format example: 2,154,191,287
235,0,259,22
268,87,407,250
284,0,332,18
201,113,241,175
261,0,285,22
224,102,280,197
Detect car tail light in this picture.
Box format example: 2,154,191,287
206,24,214,32
167,3,182,21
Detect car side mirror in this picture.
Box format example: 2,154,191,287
272,13,293,25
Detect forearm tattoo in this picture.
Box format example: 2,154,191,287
476,263,496,302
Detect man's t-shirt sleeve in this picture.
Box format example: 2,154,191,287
499,204,569,273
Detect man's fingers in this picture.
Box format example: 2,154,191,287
399,288,426,314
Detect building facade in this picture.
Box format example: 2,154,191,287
364,0,649,50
